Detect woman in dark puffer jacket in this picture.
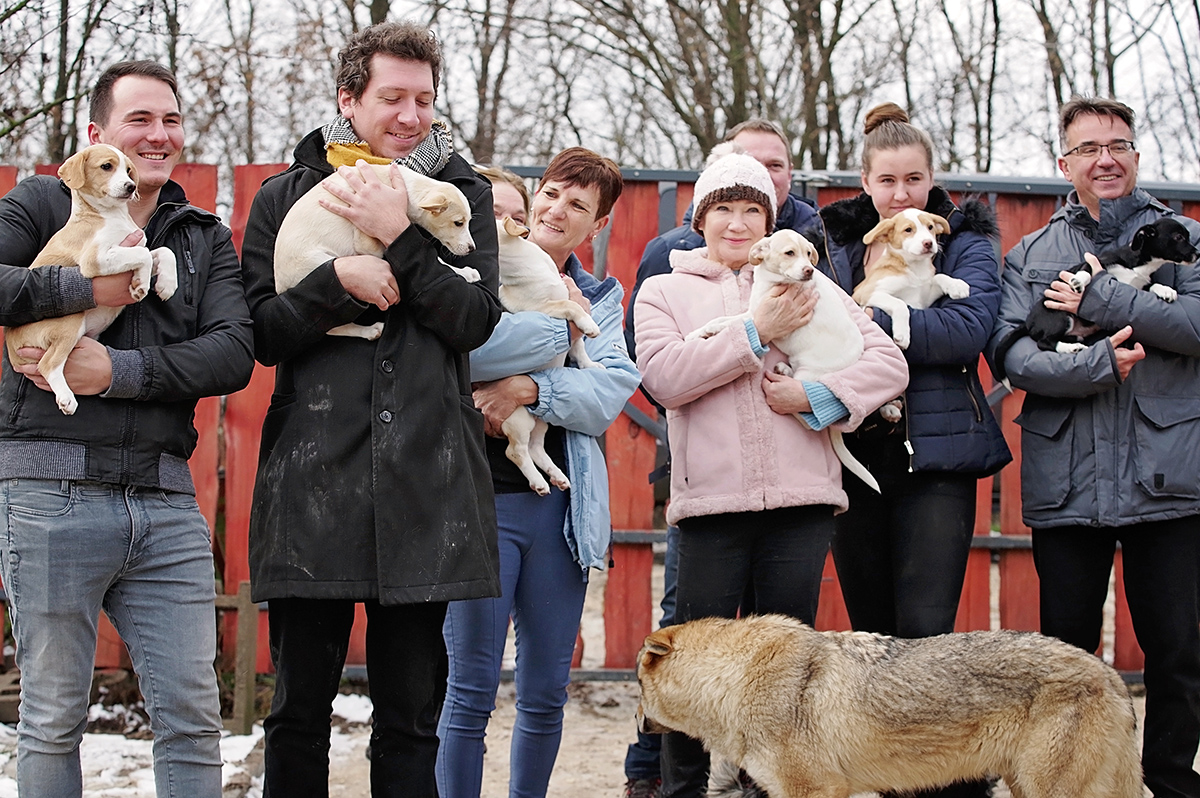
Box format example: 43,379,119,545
808,102,1011,798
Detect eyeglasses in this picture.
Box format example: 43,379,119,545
1062,140,1136,158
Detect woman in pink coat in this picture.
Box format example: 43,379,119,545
632,145,909,798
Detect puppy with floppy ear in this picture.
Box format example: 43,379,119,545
272,159,479,341
5,144,177,415
853,208,968,349
687,229,882,492
492,215,605,496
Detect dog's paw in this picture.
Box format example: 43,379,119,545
1055,341,1087,354
577,317,601,338
530,477,552,497
1069,271,1093,293
1151,284,1178,302
879,399,903,422
152,248,178,300
56,392,78,415
550,473,571,491
893,328,911,349
773,362,795,378
451,265,481,283
684,327,715,341
944,278,971,299
129,275,149,302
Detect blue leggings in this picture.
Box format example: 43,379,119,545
436,488,588,798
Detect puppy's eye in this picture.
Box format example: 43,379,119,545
784,249,795,256
101,162,113,171
455,220,464,227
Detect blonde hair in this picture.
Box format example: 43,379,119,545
861,102,934,175
475,165,531,218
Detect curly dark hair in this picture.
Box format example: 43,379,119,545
336,21,443,101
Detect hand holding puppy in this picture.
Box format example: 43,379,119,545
14,338,112,395
334,255,400,311
320,161,412,246
753,281,817,344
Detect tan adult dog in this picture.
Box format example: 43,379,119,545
853,208,967,349
273,160,478,340
687,230,880,492
494,215,603,496
5,144,177,415
636,614,1143,798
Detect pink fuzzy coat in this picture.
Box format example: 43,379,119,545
633,248,909,525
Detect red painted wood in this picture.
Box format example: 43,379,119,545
172,163,218,213
35,163,60,176
189,396,221,538
816,553,852,631
674,183,695,227
0,165,16,196
604,543,655,668
231,164,287,255
998,548,1040,632
607,180,661,304
1112,551,1145,671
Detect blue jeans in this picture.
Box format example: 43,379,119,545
437,488,588,798
0,478,223,798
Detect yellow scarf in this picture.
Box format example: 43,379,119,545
326,142,392,169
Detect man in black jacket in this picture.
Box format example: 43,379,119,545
0,61,254,797
240,21,502,797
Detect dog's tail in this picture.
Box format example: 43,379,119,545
708,758,770,798
830,429,881,493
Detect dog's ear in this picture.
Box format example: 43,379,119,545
643,629,673,658
418,190,452,216
806,243,819,267
748,239,770,265
929,214,951,235
863,217,894,245
502,215,530,239
1130,226,1151,253
57,151,88,190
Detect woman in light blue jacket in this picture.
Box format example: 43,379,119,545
437,153,641,798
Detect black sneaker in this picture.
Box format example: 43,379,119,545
623,777,661,798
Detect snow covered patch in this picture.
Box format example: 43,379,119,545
331,693,373,726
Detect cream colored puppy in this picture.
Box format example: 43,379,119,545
5,144,177,415
272,160,478,340
688,230,879,492
494,216,603,496
853,208,968,349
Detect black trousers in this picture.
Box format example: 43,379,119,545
262,597,449,798
1034,519,1200,798
660,505,835,798
832,466,991,798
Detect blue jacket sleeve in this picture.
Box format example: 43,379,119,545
469,311,571,382
902,230,1001,366
529,285,642,438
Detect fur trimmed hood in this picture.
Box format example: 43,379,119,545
812,187,998,251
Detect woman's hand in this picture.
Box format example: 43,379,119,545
473,375,539,437
752,282,817,344
762,370,812,414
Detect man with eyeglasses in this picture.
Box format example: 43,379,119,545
989,97,1200,797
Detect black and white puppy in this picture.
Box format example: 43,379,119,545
1023,217,1197,354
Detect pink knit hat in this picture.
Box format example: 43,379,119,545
691,142,777,233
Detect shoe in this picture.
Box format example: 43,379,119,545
623,777,661,798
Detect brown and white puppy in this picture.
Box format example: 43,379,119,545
5,144,177,415
852,208,968,349
272,160,478,340
637,614,1143,798
687,230,880,492
493,216,603,496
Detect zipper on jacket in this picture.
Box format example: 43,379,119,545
902,392,915,473
183,247,195,304
7,376,28,426
963,365,984,422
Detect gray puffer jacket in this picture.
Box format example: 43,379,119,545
988,188,1200,528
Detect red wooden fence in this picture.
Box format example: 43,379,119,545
4,161,1200,678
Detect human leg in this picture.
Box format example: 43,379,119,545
660,512,755,798
888,472,977,639
1,479,129,797
262,597,355,798
364,600,450,798
103,488,223,797
748,504,836,624
1031,526,1116,653
1119,518,1200,798
437,491,524,797
832,467,898,633
508,488,586,797
623,523,676,789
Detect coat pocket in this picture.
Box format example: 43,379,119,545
1014,398,1074,511
1132,394,1200,499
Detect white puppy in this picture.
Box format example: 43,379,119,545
5,144,177,415
494,216,604,496
273,160,478,340
852,208,969,350
687,229,880,492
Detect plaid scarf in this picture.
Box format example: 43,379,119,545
320,115,454,176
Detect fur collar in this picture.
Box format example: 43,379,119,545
817,187,998,248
